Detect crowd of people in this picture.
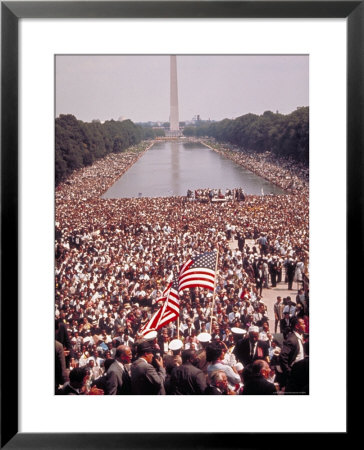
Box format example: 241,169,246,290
55,139,309,395
187,187,245,202
202,140,309,195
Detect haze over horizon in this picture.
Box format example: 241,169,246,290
56,55,309,123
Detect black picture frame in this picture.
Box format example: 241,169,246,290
1,1,358,448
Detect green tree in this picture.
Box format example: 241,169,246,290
55,115,143,185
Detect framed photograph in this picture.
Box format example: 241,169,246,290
2,1,359,447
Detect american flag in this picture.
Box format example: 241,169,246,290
140,272,180,335
155,283,172,303
179,251,217,292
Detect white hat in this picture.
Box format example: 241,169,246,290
197,332,211,343
143,330,157,341
231,327,247,336
248,325,259,334
169,339,183,351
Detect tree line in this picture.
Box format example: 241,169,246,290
55,115,163,185
183,107,309,164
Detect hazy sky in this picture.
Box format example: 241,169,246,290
56,55,308,123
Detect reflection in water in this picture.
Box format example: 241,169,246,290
103,141,286,198
170,142,180,195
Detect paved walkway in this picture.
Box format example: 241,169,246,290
228,238,299,334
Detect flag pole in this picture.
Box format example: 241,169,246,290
177,315,180,340
158,280,171,333
150,279,171,335
210,248,219,333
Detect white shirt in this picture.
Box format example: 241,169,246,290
249,341,258,357
292,331,305,365
283,305,296,318
115,359,125,371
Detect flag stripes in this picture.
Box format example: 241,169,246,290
140,272,180,335
178,251,217,292
139,251,217,336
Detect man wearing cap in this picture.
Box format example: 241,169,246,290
169,349,207,395
229,327,246,360
194,332,212,374
105,345,132,395
233,325,269,367
163,339,183,373
131,341,166,395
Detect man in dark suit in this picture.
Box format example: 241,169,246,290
157,329,170,356
55,319,72,367
131,341,166,395
280,311,292,339
285,257,296,290
237,231,245,252
194,313,206,333
59,367,88,395
241,360,277,395
169,349,207,395
204,370,230,395
279,317,307,388
285,340,309,394
183,318,196,338
269,256,279,287
296,289,308,315
91,358,114,393
106,345,132,395
55,340,67,391
233,326,269,367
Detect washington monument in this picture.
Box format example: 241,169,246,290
167,55,182,137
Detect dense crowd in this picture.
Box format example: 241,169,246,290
55,139,309,395
187,187,245,202
202,139,309,194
